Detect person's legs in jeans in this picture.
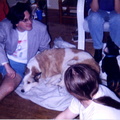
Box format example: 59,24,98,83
86,10,109,63
109,11,120,48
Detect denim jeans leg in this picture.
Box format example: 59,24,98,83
109,11,120,47
86,10,108,49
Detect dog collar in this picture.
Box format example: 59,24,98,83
105,55,117,57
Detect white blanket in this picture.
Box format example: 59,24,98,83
15,80,73,111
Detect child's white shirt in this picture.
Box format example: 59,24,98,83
69,85,120,120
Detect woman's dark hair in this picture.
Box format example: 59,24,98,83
7,2,32,29
64,64,120,109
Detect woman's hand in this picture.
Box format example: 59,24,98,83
4,63,16,78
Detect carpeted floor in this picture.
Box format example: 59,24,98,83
48,22,76,45
48,22,94,56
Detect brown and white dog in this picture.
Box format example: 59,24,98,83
21,48,99,92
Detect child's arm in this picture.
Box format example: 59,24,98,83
55,108,78,119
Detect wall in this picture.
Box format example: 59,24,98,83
47,0,58,9
7,0,59,9
7,0,28,7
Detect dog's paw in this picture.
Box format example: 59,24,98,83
55,80,65,87
46,74,61,85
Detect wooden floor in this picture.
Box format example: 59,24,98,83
0,92,61,119
0,9,93,119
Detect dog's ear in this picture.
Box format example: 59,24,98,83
104,36,119,55
24,67,30,75
34,72,41,82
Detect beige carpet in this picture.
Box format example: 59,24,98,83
48,22,94,56
48,22,76,44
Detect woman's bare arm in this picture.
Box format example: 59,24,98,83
115,0,120,13
90,0,99,12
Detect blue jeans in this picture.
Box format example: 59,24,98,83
0,59,27,78
86,10,120,49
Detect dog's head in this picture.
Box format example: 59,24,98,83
21,57,42,92
104,36,119,56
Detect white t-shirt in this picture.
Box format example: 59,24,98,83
7,30,28,63
69,85,120,120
